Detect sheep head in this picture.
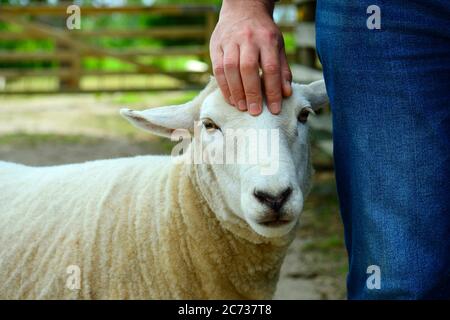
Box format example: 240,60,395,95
121,78,328,239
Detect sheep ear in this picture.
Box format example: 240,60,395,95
120,77,218,138
302,79,329,111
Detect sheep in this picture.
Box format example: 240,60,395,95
0,78,328,299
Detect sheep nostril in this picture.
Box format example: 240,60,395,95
253,187,293,211
280,187,293,202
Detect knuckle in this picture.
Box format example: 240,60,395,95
230,89,244,99
240,61,258,73
262,29,280,44
244,89,260,100
213,65,225,76
240,27,254,41
262,63,280,75
223,59,238,70
265,88,281,99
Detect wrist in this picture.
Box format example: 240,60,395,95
220,0,275,18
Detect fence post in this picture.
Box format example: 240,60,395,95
295,0,317,68
69,51,81,91
56,40,80,91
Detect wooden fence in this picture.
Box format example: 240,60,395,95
0,1,316,94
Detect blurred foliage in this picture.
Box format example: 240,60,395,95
0,132,98,147
0,0,222,69
0,0,296,82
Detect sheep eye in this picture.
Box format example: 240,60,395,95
298,107,314,123
201,118,220,131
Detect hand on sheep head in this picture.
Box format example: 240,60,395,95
209,0,292,116
120,78,328,238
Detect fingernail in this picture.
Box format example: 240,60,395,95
285,80,292,95
270,102,281,114
229,96,235,105
249,103,260,115
237,100,247,111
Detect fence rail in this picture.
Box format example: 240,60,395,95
0,1,315,94
0,4,221,93
0,4,218,15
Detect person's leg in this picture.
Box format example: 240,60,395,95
316,0,450,299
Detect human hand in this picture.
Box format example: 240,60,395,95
210,0,292,115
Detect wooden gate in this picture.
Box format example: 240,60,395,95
0,1,317,94
0,4,218,93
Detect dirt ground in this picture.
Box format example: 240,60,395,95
0,93,347,299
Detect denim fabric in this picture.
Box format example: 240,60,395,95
316,0,450,299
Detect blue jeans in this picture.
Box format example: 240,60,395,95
316,0,450,299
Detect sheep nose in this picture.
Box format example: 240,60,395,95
253,187,292,211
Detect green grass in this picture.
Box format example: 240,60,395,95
0,133,98,147
303,235,344,253
303,176,342,236
300,172,347,273
165,91,198,104
112,90,198,106
73,114,143,139
113,93,155,105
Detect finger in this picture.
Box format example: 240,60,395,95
260,44,283,115
279,48,292,97
240,44,262,115
223,44,246,109
211,46,232,105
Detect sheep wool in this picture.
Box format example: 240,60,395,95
0,157,293,299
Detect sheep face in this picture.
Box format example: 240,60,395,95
121,79,328,238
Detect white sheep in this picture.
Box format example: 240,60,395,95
0,78,328,299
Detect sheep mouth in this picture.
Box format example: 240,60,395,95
259,219,292,227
